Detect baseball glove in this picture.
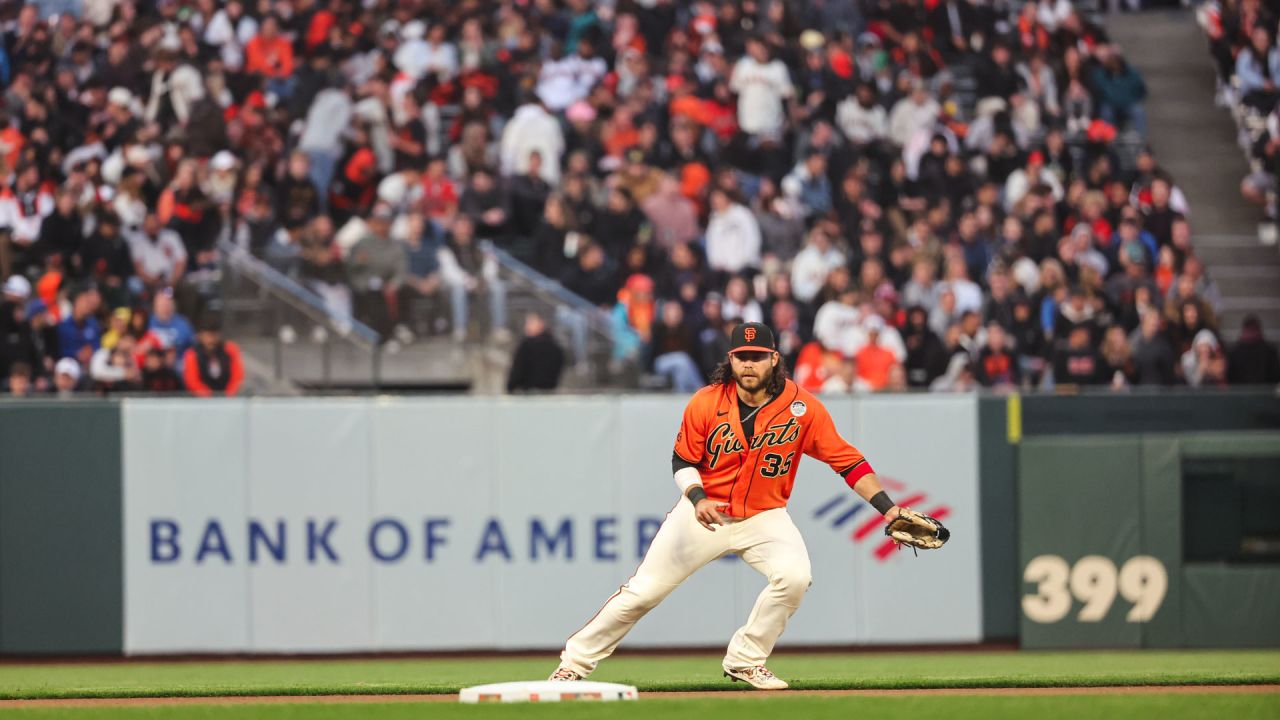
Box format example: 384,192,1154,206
884,508,950,553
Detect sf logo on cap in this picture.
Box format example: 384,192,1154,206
744,327,757,342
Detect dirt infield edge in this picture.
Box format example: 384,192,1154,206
1,685,1277,708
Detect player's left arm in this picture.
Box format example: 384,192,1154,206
804,402,902,520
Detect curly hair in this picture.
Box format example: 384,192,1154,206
708,354,790,398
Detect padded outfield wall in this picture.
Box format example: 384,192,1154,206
1,392,1276,655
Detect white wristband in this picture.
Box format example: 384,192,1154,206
674,466,702,496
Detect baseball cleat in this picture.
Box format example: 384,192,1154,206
548,667,584,682
723,665,789,690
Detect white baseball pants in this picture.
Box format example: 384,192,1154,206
560,499,812,675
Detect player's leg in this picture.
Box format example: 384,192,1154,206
558,499,728,677
723,509,812,676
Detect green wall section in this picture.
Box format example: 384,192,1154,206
1182,566,1280,647
977,397,1018,641
975,393,1280,650
1018,437,1146,648
0,402,123,654
1016,432,1280,649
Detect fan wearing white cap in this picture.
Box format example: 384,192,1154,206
54,358,83,396
2,274,31,303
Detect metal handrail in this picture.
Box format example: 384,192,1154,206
218,239,381,346
489,245,613,327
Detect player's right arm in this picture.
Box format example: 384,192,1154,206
671,390,728,531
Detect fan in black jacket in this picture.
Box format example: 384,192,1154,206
507,313,565,392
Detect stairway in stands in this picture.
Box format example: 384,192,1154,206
1108,9,1280,341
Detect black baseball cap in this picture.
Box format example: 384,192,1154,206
729,322,777,354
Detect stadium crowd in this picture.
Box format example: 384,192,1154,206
1,0,1279,398
1201,0,1280,217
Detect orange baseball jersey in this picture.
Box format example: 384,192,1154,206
673,378,875,518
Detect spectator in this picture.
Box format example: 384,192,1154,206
182,317,244,397
507,312,565,393
1053,324,1105,387
53,357,83,397
722,276,764,325
346,204,406,340
278,152,322,232
0,164,55,278
753,180,806,262
791,228,845,305
1182,329,1228,388
562,241,617,308
398,214,444,337
1129,309,1178,386
730,36,794,139
903,305,949,389
976,322,1020,389
140,347,183,394
89,333,140,393
500,97,564,184
146,44,205,126
126,212,187,294
836,83,889,147
508,153,553,244
78,214,135,306
36,188,84,274
439,214,507,343
612,273,656,363
1100,325,1137,390
853,316,899,392
889,78,941,148
148,290,195,361
782,150,833,219
1,275,44,385
459,167,510,241
642,175,700,251
297,216,350,319
1010,295,1047,384
57,284,102,363
530,194,574,281
1227,315,1280,385
705,189,762,278
243,15,294,96
1090,45,1148,136
821,355,858,394
648,300,704,393
1233,26,1280,112
6,360,32,396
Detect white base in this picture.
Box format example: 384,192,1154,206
459,680,639,703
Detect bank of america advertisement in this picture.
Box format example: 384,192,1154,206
121,395,980,654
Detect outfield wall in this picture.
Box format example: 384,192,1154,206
1,392,1277,655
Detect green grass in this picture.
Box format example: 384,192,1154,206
3,694,1280,720
0,650,1276,700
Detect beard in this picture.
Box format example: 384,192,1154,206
733,363,773,394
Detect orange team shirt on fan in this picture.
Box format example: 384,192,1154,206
673,378,874,518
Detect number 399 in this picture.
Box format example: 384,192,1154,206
1022,555,1168,624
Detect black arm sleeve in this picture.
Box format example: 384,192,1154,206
672,450,698,475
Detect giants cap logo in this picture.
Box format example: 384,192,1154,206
744,327,757,342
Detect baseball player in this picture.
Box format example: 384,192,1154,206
549,322,908,690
